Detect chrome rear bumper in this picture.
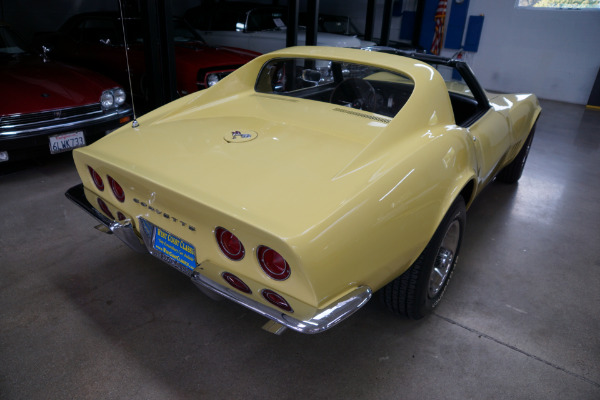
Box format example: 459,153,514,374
65,184,146,253
65,183,373,334
191,273,372,334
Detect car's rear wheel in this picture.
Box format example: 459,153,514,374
380,197,466,319
496,121,537,184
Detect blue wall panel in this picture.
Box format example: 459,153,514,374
463,15,484,52
418,0,441,51
399,11,416,41
445,0,470,50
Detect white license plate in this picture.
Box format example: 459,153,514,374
49,131,86,154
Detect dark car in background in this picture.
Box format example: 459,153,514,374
38,12,259,104
298,13,417,50
0,24,133,164
299,13,364,37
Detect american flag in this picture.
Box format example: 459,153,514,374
431,0,448,55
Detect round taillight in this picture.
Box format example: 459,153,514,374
222,272,252,294
257,246,290,280
215,227,245,261
97,198,114,219
262,289,293,312
107,176,125,202
88,166,104,191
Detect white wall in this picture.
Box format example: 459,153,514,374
445,1,600,105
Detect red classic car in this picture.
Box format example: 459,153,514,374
39,12,259,102
0,25,133,164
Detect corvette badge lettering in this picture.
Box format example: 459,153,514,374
232,130,251,139
223,130,258,143
133,198,196,231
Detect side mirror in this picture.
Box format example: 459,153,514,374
301,69,321,84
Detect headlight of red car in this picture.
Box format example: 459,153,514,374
113,88,126,106
207,73,221,87
101,88,127,110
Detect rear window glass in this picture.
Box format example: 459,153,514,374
255,58,414,118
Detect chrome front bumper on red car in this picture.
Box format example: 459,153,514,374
1,104,133,163
65,183,373,334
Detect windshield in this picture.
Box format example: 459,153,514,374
0,26,31,56
320,15,360,35
172,19,205,43
244,8,287,31
299,14,362,36
125,18,204,44
71,17,204,46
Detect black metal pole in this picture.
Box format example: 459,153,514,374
364,0,375,42
286,0,299,47
412,0,425,49
142,0,177,111
380,0,394,46
305,0,319,46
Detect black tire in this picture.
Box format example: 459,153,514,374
496,121,537,184
380,197,466,319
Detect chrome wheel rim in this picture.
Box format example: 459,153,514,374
428,220,460,298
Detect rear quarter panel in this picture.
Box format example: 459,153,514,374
292,124,477,305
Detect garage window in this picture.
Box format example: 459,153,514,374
516,0,599,9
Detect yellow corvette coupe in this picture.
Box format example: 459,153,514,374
66,46,541,334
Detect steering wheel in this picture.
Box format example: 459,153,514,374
330,78,377,112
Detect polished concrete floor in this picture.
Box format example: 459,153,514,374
1,100,599,399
